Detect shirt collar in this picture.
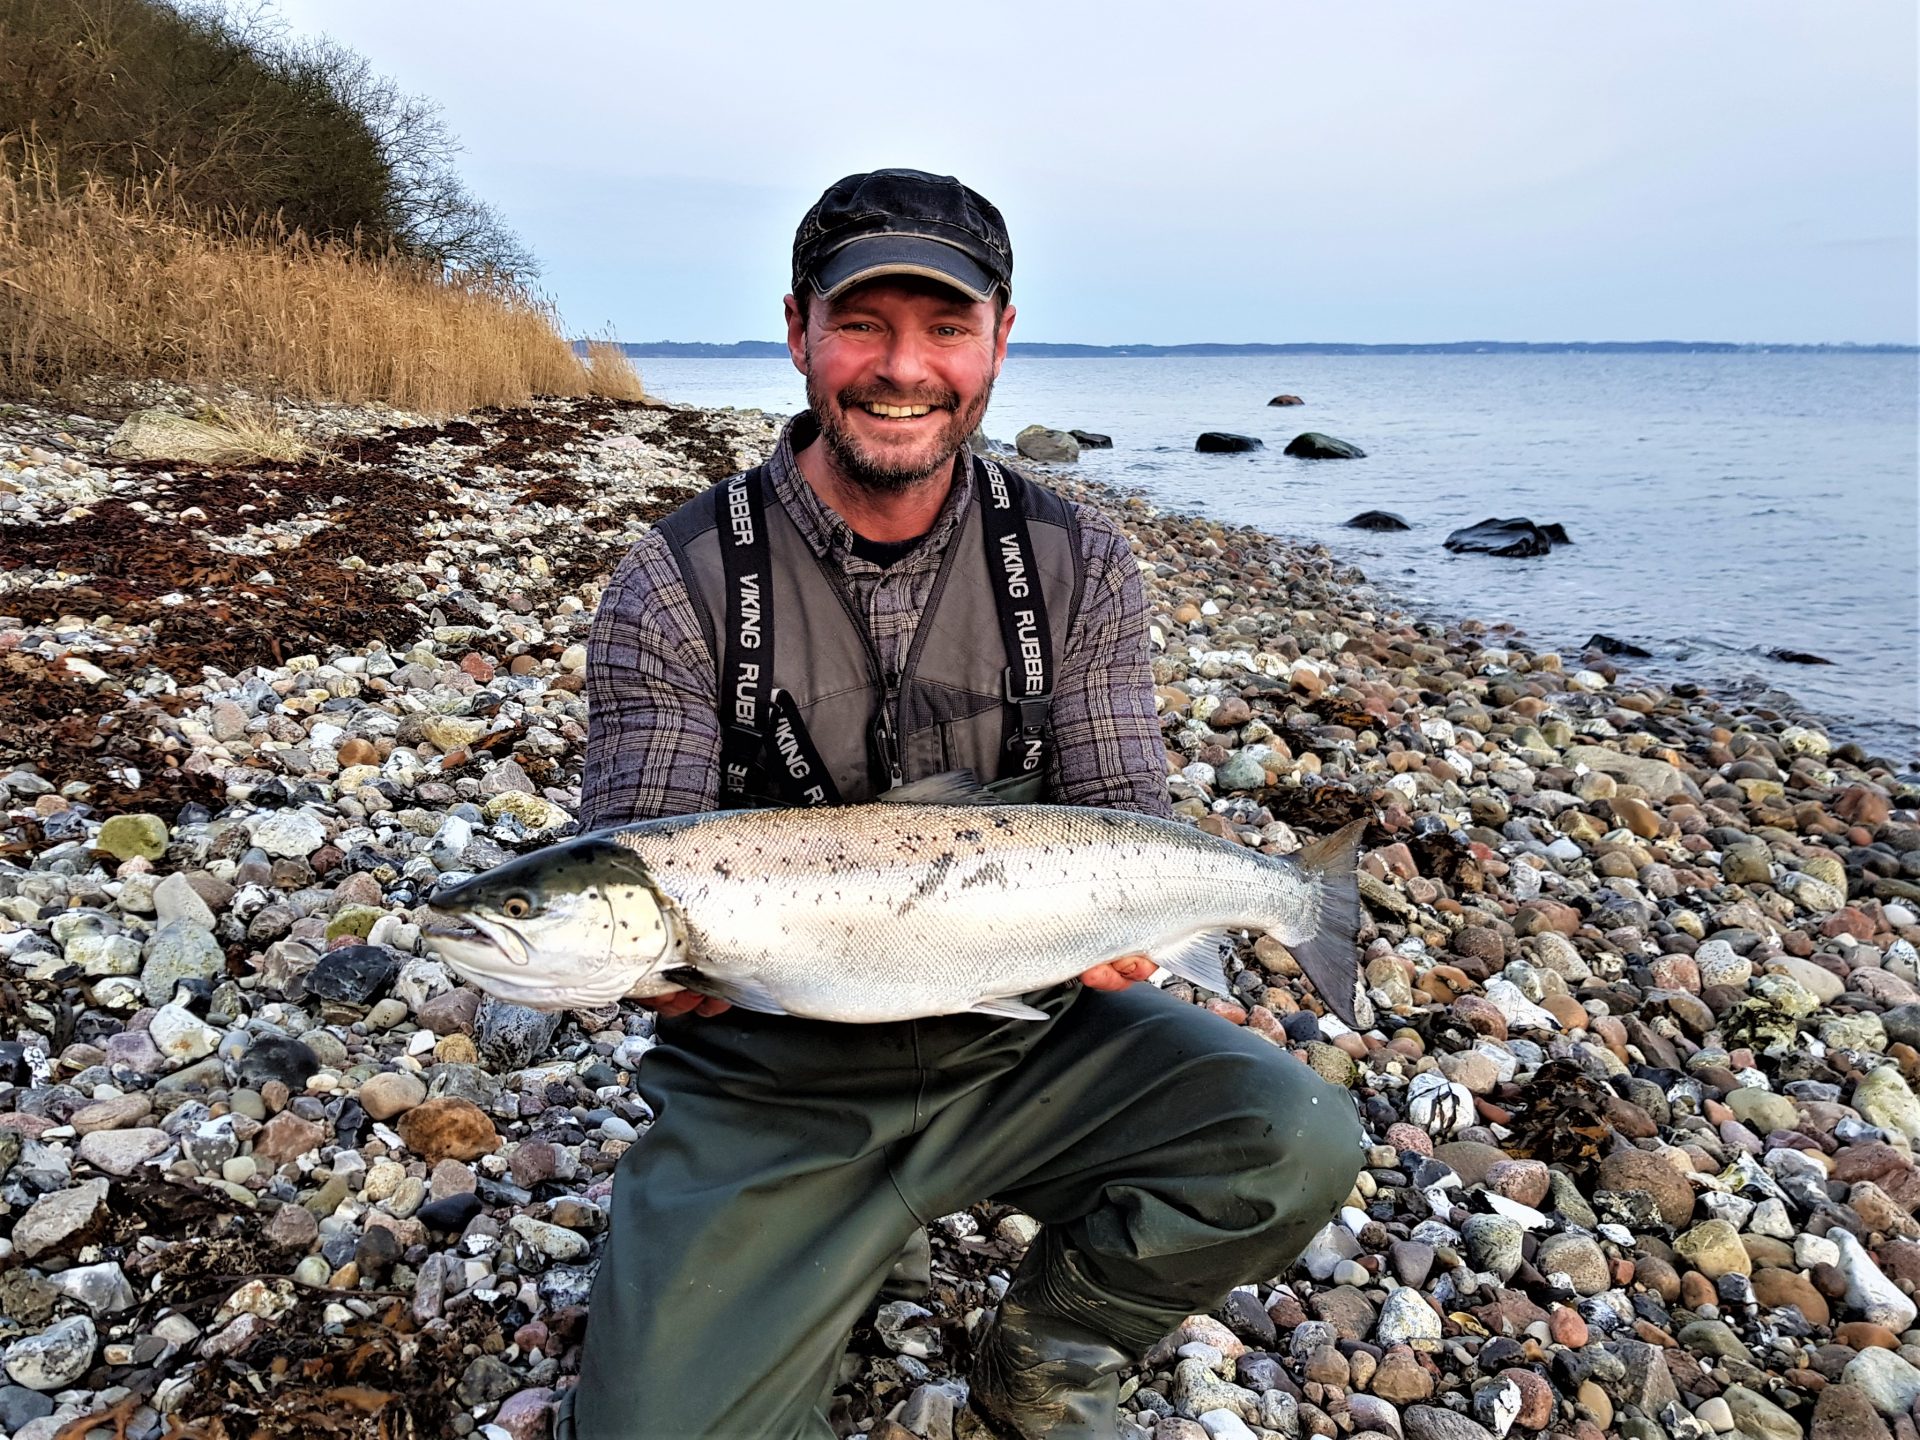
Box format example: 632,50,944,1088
766,410,977,573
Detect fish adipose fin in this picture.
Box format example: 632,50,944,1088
1289,819,1374,1031
1150,930,1234,997
969,996,1052,1020
664,966,791,1016
879,770,991,805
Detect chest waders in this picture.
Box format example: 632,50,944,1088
562,455,1368,1439
654,453,1084,808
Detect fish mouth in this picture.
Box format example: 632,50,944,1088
419,904,641,1011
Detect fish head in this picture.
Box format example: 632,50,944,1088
420,836,678,1009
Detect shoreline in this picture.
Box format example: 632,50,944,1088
2,391,1920,1438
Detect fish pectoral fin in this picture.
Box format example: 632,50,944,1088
1149,930,1234,997
668,968,792,1016
968,996,1052,1021
877,769,990,805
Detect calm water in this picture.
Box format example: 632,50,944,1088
640,354,1920,764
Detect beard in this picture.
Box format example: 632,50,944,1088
806,364,993,496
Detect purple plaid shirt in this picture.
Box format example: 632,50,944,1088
578,414,1171,831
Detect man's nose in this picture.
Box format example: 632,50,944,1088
876,331,935,391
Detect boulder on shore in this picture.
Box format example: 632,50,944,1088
1014,425,1079,463
1067,429,1112,449
1443,517,1570,558
1268,394,1305,406
1195,432,1263,453
1284,432,1365,459
1345,511,1411,532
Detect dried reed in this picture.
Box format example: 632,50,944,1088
0,142,600,414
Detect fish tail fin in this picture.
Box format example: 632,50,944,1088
1280,818,1373,1031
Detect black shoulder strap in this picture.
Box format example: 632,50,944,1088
717,468,774,805
974,457,1054,780
715,467,842,808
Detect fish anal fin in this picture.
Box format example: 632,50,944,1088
879,770,990,805
969,996,1052,1021
1149,931,1233,997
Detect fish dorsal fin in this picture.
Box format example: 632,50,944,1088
878,770,990,805
968,995,1052,1021
1149,930,1234,997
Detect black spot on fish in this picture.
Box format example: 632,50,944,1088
895,851,956,918
956,828,983,842
959,861,1007,890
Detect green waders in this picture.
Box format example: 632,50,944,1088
556,982,1364,1439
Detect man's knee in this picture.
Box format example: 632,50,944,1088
1206,1040,1365,1213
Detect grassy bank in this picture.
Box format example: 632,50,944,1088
0,150,642,414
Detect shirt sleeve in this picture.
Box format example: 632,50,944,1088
577,532,722,830
1045,505,1175,819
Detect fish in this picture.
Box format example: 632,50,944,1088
420,774,1373,1028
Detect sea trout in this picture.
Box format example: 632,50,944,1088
422,777,1372,1028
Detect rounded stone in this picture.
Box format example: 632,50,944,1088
357,1070,428,1121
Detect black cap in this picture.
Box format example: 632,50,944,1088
792,169,1012,305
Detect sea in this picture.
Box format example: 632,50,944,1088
636,353,1920,766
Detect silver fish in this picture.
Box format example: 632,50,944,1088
422,777,1371,1028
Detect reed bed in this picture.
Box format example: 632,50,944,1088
0,148,616,414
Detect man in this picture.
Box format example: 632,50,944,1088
559,169,1363,1440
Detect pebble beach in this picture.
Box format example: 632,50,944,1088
2,392,1919,1440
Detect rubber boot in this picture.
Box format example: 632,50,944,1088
880,1226,932,1302
966,1287,1131,1439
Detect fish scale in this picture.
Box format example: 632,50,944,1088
424,789,1371,1028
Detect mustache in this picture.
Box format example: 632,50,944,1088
837,385,960,411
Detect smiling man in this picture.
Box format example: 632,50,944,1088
561,170,1363,1439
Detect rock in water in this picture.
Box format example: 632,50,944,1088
1067,429,1112,448
1584,633,1652,658
1442,517,1566,558
1283,432,1366,459
1196,432,1264,453
1267,394,1305,406
1345,510,1411,531
1770,647,1835,664
1014,425,1079,463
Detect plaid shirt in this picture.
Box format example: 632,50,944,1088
578,413,1172,831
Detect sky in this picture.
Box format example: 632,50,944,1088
272,1,1917,347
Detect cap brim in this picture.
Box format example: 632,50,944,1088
812,234,997,304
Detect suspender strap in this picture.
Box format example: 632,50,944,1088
974,457,1054,778
717,468,774,805
767,688,841,807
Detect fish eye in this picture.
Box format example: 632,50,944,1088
501,895,534,919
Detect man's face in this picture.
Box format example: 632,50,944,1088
785,276,1016,494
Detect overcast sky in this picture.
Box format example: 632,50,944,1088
274,1,1916,346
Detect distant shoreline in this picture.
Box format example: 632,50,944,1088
584,339,1918,359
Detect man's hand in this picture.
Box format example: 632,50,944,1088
1079,954,1157,991
639,990,732,1018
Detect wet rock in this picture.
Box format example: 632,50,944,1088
476,996,563,1071
1195,433,1263,453
1442,517,1567,558
1283,432,1365,459
1403,1406,1494,1440
1345,510,1410,531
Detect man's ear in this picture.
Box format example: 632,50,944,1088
992,301,1016,378
784,294,809,375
